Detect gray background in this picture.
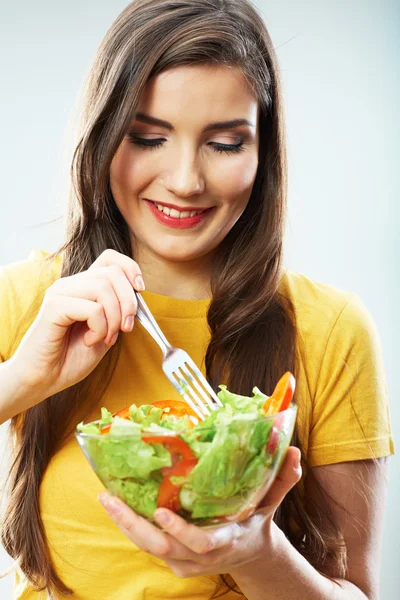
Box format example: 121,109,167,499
0,0,399,598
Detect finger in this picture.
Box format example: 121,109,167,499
98,494,205,561
89,249,145,291
259,446,302,511
154,509,241,556
90,266,138,332
49,275,122,344
98,493,174,556
42,295,108,346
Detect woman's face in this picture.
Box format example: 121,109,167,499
110,64,259,264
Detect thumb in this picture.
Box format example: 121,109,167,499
258,446,302,512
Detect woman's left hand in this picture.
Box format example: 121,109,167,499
98,446,301,578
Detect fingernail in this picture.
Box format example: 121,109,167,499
135,275,145,291
155,509,172,526
98,491,110,507
110,332,118,345
124,315,134,331
99,493,121,516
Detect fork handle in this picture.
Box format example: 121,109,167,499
135,293,170,358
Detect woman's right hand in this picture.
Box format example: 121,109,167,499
9,249,145,404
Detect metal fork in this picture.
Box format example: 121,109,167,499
135,292,223,421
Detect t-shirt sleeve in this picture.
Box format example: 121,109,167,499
307,293,394,467
0,266,16,364
0,250,58,364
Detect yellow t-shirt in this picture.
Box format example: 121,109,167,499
0,250,394,600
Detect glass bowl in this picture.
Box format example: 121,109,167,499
75,404,297,528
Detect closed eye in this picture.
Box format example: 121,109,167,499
209,142,244,155
127,134,165,149
127,134,244,155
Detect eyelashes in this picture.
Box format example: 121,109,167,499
211,142,244,155
127,134,244,155
127,135,163,149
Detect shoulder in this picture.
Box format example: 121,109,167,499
279,269,375,344
280,271,392,465
279,269,383,397
0,249,62,300
0,249,62,360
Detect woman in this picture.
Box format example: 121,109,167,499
0,1,394,598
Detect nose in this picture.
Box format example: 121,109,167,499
163,148,205,198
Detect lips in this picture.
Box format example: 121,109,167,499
144,200,214,229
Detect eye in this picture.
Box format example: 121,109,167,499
209,141,244,155
127,134,166,149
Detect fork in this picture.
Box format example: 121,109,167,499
134,292,223,421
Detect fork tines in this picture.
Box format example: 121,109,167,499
165,354,223,421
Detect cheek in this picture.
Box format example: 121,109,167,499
110,145,152,199
213,153,258,208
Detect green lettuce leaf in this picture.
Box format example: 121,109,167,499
99,407,113,429
91,436,172,480
76,422,99,434
217,385,268,413
129,404,164,427
109,416,141,436
107,477,160,519
186,418,273,499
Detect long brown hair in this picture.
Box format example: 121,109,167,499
2,0,346,596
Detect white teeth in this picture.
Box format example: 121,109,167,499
153,202,204,218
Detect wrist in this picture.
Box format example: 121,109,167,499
230,518,281,582
1,356,47,419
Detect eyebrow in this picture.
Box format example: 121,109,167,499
134,112,254,132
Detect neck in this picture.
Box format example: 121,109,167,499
133,243,213,300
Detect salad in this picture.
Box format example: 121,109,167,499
76,372,296,523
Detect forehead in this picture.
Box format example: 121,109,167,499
137,64,258,126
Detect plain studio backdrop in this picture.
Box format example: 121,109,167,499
0,0,399,598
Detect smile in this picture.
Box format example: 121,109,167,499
144,199,214,229
152,203,205,218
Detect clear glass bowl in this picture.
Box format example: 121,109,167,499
75,404,297,528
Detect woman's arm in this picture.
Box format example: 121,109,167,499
0,358,47,424
230,459,388,600
0,249,144,424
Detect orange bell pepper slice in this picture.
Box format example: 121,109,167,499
262,372,296,416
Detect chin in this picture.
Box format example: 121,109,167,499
149,240,211,263
158,247,205,263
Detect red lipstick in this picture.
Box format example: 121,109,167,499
144,200,214,229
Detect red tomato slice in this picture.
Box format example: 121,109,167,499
142,435,196,462
262,372,296,415
100,406,130,435
100,401,198,435
144,434,198,511
266,426,280,455
152,400,199,427
157,458,198,511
